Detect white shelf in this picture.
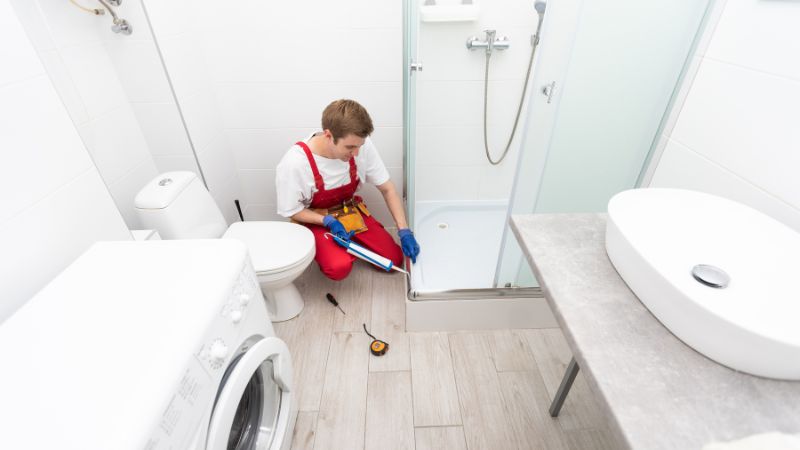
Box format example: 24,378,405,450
420,1,479,23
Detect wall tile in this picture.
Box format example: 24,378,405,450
370,127,404,168
140,0,195,39
34,0,103,49
78,105,154,184
227,127,317,170
203,28,401,83
477,149,520,201
416,125,516,167
131,102,194,157
706,0,800,81
242,204,283,222
180,90,224,149
196,133,237,194
651,139,800,232
36,49,90,125
239,169,277,206
0,77,94,222
0,169,131,322
8,0,55,52
314,0,402,29
671,59,800,208
156,34,208,100
210,175,244,226
59,42,129,119
105,39,173,103
416,79,523,128
0,0,46,86
216,82,402,129
416,165,481,202
152,155,201,176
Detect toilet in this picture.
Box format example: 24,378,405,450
134,171,314,321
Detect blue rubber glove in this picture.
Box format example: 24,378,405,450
323,215,355,241
398,228,420,263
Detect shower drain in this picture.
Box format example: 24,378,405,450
437,222,449,230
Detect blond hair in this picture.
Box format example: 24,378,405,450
321,99,374,143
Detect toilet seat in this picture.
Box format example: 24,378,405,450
223,221,315,275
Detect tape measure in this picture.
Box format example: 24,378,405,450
362,324,389,356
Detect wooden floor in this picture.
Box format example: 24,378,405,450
274,263,616,450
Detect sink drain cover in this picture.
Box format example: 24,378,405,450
691,264,730,289
437,222,449,229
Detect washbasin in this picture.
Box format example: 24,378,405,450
606,188,800,380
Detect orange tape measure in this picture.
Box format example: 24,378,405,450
363,324,389,356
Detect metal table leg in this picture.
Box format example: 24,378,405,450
549,357,579,417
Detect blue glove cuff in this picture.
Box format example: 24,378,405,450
323,214,336,227
398,228,413,238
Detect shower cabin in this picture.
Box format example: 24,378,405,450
403,0,714,323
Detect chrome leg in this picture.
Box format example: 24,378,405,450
549,357,579,417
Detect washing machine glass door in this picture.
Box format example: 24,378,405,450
207,337,293,450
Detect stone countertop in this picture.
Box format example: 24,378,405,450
510,213,800,450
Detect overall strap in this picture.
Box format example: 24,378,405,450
348,157,358,183
296,141,325,191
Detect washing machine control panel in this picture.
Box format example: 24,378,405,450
196,261,263,373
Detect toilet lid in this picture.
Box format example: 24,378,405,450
223,222,315,274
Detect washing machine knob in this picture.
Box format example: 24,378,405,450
210,340,229,363
230,310,243,323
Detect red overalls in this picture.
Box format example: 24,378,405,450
296,141,403,281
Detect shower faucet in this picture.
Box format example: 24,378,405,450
466,30,510,55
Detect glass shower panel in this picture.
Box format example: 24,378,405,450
534,0,711,213
407,0,542,294
497,0,713,287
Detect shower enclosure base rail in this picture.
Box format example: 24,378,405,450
409,286,541,300
405,287,557,332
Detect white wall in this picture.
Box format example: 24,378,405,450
649,0,800,231
144,0,404,226
142,1,243,225
0,0,132,322
415,0,539,203
8,0,178,229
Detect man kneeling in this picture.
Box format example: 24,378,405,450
275,99,420,280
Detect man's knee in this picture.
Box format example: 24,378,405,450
387,242,404,267
320,257,354,281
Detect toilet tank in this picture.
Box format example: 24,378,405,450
134,172,227,239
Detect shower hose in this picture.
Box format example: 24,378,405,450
483,28,544,165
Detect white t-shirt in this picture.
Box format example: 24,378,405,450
275,134,390,217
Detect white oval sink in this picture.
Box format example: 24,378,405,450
606,188,800,380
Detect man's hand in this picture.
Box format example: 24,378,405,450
323,215,355,241
398,228,420,263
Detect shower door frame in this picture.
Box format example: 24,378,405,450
402,0,543,301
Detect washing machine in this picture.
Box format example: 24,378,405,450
0,240,294,450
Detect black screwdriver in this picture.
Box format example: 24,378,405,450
326,293,346,315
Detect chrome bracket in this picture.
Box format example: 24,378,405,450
541,81,556,103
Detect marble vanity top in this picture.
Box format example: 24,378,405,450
510,213,800,450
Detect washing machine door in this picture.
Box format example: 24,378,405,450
207,336,293,450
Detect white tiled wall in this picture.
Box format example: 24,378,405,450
649,0,800,231
143,0,404,226
142,0,243,225
0,0,131,321
8,0,197,229
415,0,540,203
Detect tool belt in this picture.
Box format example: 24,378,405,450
314,198,371,234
